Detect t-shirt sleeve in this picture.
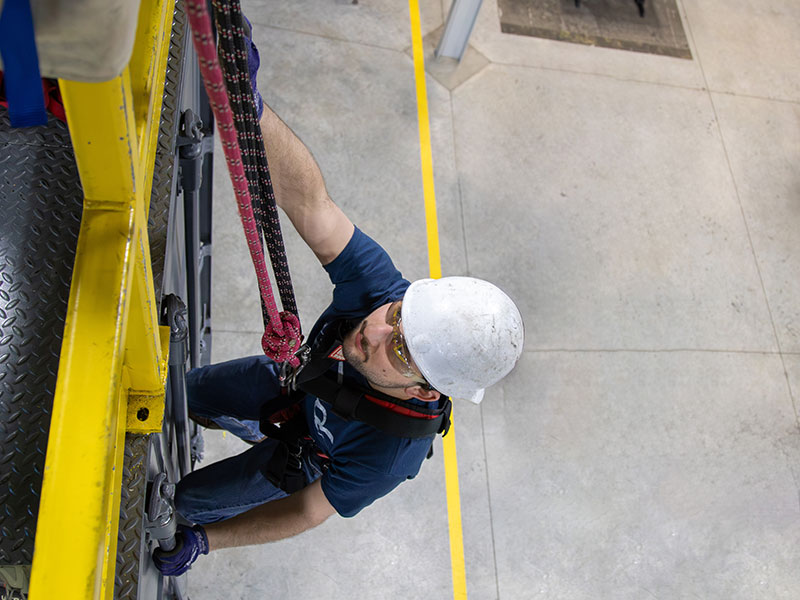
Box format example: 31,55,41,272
323,227,409,315
320,462,407,518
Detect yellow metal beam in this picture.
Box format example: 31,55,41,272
60,74,138,203
126,191,170,392
128,325,171,435
29,0,176,597
29,200,138,599
130,0,176,218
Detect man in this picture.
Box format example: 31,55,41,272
153,33,524,576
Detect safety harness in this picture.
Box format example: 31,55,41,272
186,0,452,493
257,320,452,493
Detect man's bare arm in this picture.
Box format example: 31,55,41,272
203,479,336,550
259,105,354,265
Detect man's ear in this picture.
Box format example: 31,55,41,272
406,385,441,403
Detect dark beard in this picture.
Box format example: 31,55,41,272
342,325,410,390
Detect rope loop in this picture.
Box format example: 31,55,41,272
261,312,302,366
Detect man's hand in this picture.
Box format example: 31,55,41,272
152,524,209,576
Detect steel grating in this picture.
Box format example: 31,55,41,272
0,112,83,565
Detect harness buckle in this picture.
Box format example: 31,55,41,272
279,344,312,390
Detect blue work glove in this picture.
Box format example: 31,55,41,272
152,524,209,576
242,15,263,119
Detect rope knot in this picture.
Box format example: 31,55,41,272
261,312,302,367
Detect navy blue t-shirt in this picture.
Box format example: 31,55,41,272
301,227,436,517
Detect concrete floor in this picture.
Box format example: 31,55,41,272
188,1,800,598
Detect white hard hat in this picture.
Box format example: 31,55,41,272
401,277,524,404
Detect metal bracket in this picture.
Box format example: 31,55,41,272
161,294,196,478
145,473,178,552
162,294,190,354
176,109,214,195
127,391,167,434
0,566,30,600
198,241,212,262
126,324,171,434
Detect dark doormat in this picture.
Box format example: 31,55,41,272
498,0,691,59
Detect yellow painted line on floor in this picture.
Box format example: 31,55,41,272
408,3,467,599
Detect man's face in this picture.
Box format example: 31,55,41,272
342,301,436,400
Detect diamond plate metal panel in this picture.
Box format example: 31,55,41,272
114,434,151,600
149,0,188,303
0,112,83,565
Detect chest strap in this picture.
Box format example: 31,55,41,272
297,373,451,439
261,317,451,446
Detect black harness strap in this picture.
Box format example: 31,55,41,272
261,436,306,494
332,385,361,421
258,400,320,494
298,374,452,439
256,319,452,491
273,318,452,439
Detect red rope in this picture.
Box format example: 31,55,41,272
185,0,301,366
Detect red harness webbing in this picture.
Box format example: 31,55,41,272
363,395,440,420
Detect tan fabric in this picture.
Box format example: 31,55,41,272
0,0,141,82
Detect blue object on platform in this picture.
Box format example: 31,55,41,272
0,0,47,127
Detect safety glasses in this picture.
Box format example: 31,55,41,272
390,303,428,385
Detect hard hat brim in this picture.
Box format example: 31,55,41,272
459,389,485,404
